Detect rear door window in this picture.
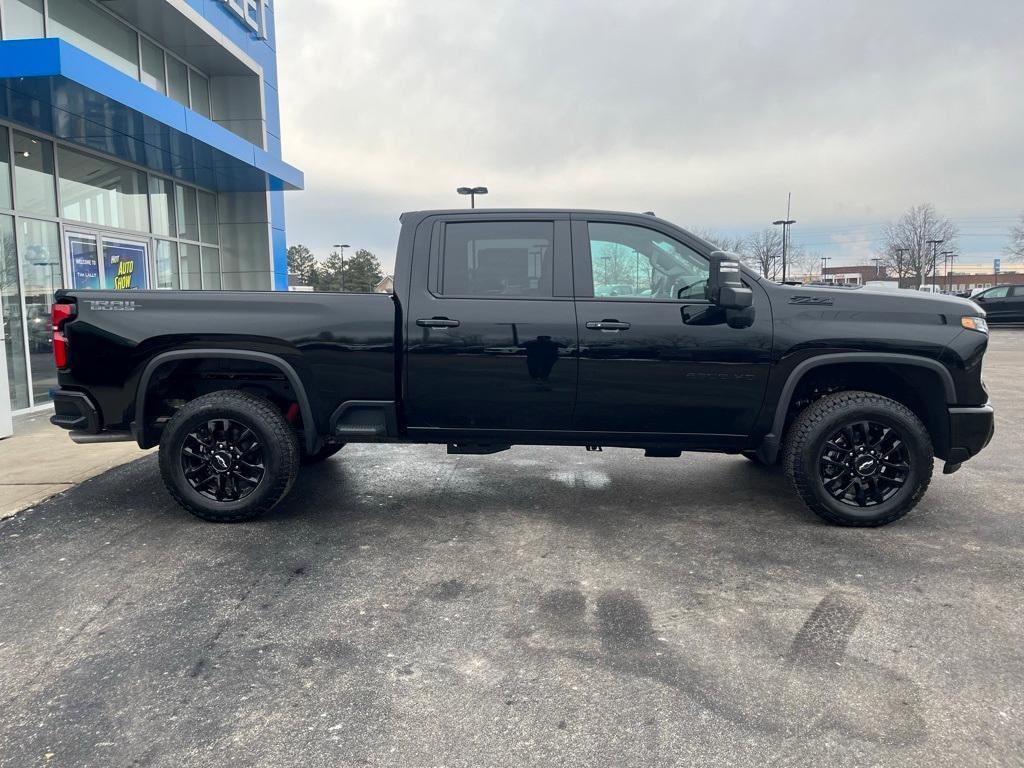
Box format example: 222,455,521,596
441,221,553,298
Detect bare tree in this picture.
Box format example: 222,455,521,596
877,203,959,285
1006,213,1024,259
742,228,784,279
787,247,823,282
686,227,744,254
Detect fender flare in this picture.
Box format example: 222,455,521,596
132,349,320,454
757,352,956,464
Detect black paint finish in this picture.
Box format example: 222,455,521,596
53,208,993,466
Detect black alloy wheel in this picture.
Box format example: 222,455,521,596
181,418,266,502
784,390,932,527
818,420,911,508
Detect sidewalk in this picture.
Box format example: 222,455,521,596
0,410,152,519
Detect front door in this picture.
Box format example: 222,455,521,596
405,215,578,434
571,216,772,437
66,231,149,290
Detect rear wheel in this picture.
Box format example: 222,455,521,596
159,390,300,522
784,391,933,527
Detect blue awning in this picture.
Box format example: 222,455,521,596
0,38,304,192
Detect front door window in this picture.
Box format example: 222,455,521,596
587,222,709,301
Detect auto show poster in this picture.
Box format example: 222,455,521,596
103,241,147,290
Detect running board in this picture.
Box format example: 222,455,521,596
69,431,134,444
447,443,511,455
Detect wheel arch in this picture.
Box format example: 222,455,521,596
132,349,320,454
758,353,955,463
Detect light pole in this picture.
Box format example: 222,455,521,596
820,255,831,283
895,248,910,288
456,186,488,209
941,251,956,293
333,243,350,292
926,239,944,291
871,257,883,278
772,217,796,283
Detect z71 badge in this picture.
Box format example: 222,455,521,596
788,295,834,306
85,299,137,312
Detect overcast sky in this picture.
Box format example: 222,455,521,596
275,0,1024,274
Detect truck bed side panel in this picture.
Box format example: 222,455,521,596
57,290,397,436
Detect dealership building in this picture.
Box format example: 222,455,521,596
0,0,303,431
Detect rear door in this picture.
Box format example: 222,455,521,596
404,214,578,434
1009,286,1024,320
571,214,772,437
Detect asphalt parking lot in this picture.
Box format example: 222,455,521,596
1,330,1021,768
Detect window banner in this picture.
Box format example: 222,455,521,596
69,237,100,289
103,241,148,290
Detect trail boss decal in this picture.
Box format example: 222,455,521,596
85,300,137,312
788,295,835,306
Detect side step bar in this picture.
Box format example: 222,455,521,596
69,431,134,444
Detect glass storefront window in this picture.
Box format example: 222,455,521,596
3,0,45,39
197,191,219,245
0,214,29,410
58,147,150,232
140,37,166,95
149,176,176,237
13,132,56,217
201,247,221,289
18,219,61,406
175,185,199,241
189,70,212,118
0,127,12,210
46,0,139,79
155,240,179,289
180,243,201,289
166,57,190,108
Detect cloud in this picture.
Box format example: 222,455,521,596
276,0,1024,270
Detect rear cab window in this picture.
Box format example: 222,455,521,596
441,221,554,298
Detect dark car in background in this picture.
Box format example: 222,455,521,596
971,285,1024,322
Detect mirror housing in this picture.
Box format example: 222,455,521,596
705,251,753,309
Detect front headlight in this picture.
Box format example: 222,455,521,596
961,316,988,333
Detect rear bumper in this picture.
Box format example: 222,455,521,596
946,402,994,464
50,389,101,433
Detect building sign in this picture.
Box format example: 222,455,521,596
221,0,267,37
103,241,148,290
994,258,1001,274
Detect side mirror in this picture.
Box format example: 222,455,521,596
705,251,753,309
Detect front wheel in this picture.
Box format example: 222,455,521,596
783,391,933,527
159,390,300,522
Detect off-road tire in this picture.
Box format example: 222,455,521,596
300,443,345,465
159,390,300,522
783,390,933,527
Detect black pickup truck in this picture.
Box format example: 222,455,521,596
50,209,994,527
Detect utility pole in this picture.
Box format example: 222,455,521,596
333,243,350,292
895,248,910,288
820,255,831,283
926,239,944,291
871,257,883,277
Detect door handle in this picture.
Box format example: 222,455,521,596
417,317,460,328
585,320,631,331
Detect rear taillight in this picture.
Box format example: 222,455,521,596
52,302,76,369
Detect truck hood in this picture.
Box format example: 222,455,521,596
771,283,984,317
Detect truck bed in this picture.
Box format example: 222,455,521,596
55,289,398,442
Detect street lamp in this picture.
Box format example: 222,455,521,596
772,218,796,282
333,243,350,292
820,255,831,284
456,186,488,209
941,251,957,293
926,239,944,291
